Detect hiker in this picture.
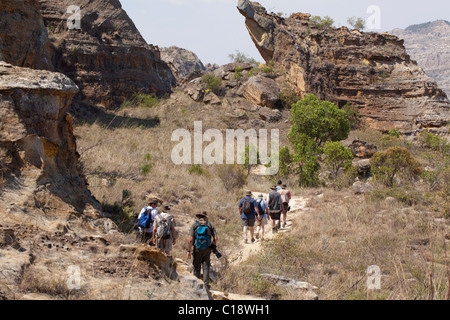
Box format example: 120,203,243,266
255,194,269,241
238,191,259,243
153,205,177,255
276,180,283,191
278,184,292,228
137,199,159,245
187,212,218,289
268,186,282,233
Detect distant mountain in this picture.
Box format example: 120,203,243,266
392,20,450,97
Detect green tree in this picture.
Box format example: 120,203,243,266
289,94,351,148
323,141,354,180
288,94,351,187
310,15,335,28
347,16,366,31
371,147,423,187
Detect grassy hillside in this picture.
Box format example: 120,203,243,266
72,86,449,300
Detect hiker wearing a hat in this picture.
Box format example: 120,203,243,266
255,194,269,241
238,191,259,244
187,212,218,289
153,205,177,255
137,199,159,245
278,184,291,228
268,186,282,233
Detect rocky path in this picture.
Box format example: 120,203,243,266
229,191,309,266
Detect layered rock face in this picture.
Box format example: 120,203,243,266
0,0,52,70
38,0,175,108
392,20,450,98
0,62,97,215
237,0,450,135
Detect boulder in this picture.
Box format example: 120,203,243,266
352,181,373,194
203,92,221,105
160,46,206,82
241,75,280,108
259,107,282,122
349,139,378,158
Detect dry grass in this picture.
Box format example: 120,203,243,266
217,186,449,300
73,88,449,300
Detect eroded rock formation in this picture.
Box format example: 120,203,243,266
38,0,175,108
0,62,97,216
237,0,450,135
160,46,206,82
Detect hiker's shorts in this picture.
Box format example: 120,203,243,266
282,203,289,214
269,210,281,220
241,218,255,227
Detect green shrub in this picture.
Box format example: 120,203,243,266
228,50,259,66
371,147,423,187
121,93,159,109
201,74,222,93
188,164,204,176
323,141,353,181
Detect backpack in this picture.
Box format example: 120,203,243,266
242,197,252,214
256,199,264,216
157,214,172,240
139,208,153,229
194,220,211,250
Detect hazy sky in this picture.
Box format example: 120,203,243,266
121,0,450,65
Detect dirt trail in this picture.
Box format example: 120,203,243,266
229,191,309,266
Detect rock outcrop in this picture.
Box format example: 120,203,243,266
0,0,53,70
392,20,450,98
0,62,97,215
160,46,206,82
38,0,175,108
237,0,450,135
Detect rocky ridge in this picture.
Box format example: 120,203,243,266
38,0,175,108
237,0,450,135
392,20,450,98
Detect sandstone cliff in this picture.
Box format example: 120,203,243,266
0,0,52,70
237,0,450,135
392,20,450,99
38,0,175,108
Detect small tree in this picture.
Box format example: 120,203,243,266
323,141,354,181
310,15,335,28
228,50,259,66
371,147,423,187
347,16,366,31
288,94,351,187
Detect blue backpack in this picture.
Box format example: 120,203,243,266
195,221,211,250
139,208,153,229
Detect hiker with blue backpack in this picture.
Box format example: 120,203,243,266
137,199,159,245
238,191,259,244
187,212,218,289
255,193,269,241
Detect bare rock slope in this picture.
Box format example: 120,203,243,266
392,20,450,98
237,0,450,135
